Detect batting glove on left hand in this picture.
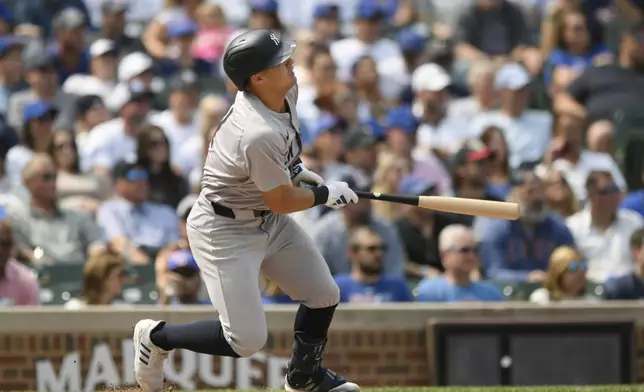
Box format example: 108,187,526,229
292,163,325,187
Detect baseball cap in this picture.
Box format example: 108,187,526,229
112,161,149,181
397,175,437,195
411,63,451,93
167,20,198,39
177,193,198,220
451,139,493,167
23,101,56,123
106,81,153,112
396,28,426,54
23,52,55,71
0,36,24,58
494,63,530,91
101,0,129,13
251,0,278,14
313,3,339,19
52,7,86,30
90,38,116,58
76,94,105,117
343,130,375,150
355,0,386,20
169,70,198,92
385,106,417,134
167,250,200,273
118,51,154,82
0,5,14,23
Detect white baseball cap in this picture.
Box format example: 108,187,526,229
494,63,531,91
118,51,154,82
90,38,116,58
411,63,451,93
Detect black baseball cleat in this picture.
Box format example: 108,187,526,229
284,367,360,392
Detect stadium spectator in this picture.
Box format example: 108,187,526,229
396,27,428,74
333,130,378,189
555,22,644,123
395,175,463,280
371,153,410,221
450,59,497,121
62,38,118,99
158,19,213,77
0,5,14,36
477,171,575,282
84,81,154,176
97,0,143,56
73,94,111,169
96,160,180,265
335,226,413,303
142,0,203,59
46,129,108,214
49,7,91,84
566,170,644,283
5,101,57,187
13,0,91,39
313,177,406,276
136,124,189,209
0,215,40,306
471,62,552,170
586,119,614,155
0,37,26,115
543,8,613,93
529,246,594,305
311,4,342,45
542,169,580,219
191,3,232,63
536,113,624,202
604,228,644,300
479,125,512,198
65,250,126,309
160,249,208,305
352,55,390,124
117,51,155,86
10,154,105,265
415,224,503,302
149,72,200,174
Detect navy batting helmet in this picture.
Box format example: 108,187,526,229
223,29,296,90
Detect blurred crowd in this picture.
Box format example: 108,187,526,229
2,0,644,308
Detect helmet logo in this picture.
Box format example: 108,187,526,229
269,32,280,46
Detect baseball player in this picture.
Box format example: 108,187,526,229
133,29,361,392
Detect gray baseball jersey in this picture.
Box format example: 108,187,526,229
201,86,302,209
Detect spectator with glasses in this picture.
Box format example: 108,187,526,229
65,250,126,309
415,224,504,302
529,246,593,305
335,226,412,303
604,228,644,300
566,171,644,283
542,169,580,220
0,212,40,306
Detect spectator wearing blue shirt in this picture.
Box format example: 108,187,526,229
157,20,214,78
162,249,211,305
0,37,27,115
416,224,504,302
49,8,92,84
97,161,180,265
335,226,412,303
476,171,576,283
621,182,644,219
604,228,644,300
544,9,613,91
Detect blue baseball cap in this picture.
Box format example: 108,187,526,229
0,36,23,58
167,19,198,39
23,101,55,123
396,28,426,53
167,250,199,272
313,3,339,19
385,106,417,134
398,175,437,195
112,161,149,181
0,5,14,23
355,0,386,20
251,0,278,14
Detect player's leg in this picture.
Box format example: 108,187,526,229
261,215,360,392
133,197,268,392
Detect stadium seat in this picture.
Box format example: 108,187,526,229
35,264,84,306
493,281,542,301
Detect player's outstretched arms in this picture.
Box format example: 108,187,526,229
262,181,358,214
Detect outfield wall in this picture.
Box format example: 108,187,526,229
1,303,643,391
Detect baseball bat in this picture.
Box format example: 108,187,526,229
354,191,520,220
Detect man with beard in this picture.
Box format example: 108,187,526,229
49,7,91,84
476,171,576,283
312,176,406,277
334,226,412,303
555,22,644,124
84,81,153,177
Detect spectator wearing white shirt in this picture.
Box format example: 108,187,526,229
83,81,154,177
449,59,497,122
330,0,408,100
535,113,625,202
62,38,118,99
411,63,472,161
149,72,200,176
566,171,644,283
74,95,112,172
470,62,552,170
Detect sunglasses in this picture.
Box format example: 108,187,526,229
449,246,479,254
567,261,588,272
596,184,620,195
172,266,199,278
355,244,386,253
41,172,57,182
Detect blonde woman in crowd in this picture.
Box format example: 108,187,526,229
65,251,126,309
371,152,410,220
530,246,595,305
542,169,580,219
